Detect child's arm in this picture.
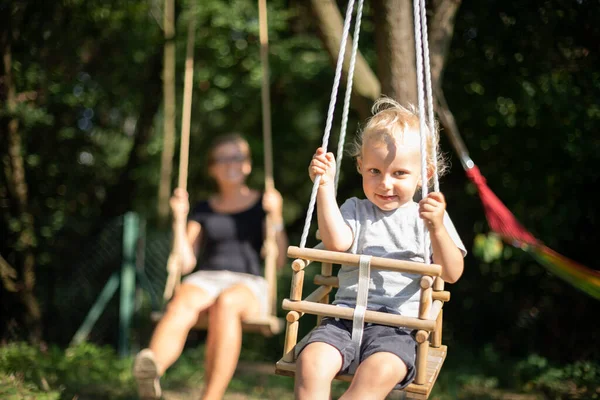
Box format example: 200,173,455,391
419,192,464,283
309,147,353,252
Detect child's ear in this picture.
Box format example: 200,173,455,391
427,164,435,180
417,165,435,189
356,157,363,173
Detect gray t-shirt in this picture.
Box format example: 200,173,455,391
333,197,467,318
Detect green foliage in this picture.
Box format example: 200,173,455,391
0,342,134,399
0,374,61,400
518,356,600,399
473,233,504,263
5,342,596,400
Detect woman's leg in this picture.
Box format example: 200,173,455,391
134,284,214,399
149,284,215,374
295,342,343,400
200,284,261,400
340,352,407,400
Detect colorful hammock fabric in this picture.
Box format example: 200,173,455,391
466,165,600,300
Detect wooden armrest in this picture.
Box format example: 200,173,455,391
288,246,442,276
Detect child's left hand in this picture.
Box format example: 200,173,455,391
419,192,446,232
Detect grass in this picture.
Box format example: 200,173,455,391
1,341,598,399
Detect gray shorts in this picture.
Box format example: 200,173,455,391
296,316,417,389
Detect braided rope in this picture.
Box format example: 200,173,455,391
335,0,365,193
299,0,358,248
413,0,431,264
419,0,439,193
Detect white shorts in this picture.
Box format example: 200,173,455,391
182,270,269,316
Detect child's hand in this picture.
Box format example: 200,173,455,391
309,147,336,187
419,192,446,232
170,187,190,221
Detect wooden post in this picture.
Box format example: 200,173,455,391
292,258,307,271
414,330,430,385
317,262,333,325
321,262,333,276
290,269,305,301
419,276,433,319
283,311,300,361
432,309,443,348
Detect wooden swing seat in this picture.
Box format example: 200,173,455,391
275,345,446,399
274,245,450,399
150,311,285,337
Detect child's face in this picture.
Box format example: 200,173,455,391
357,128,422,211
208,140,252,186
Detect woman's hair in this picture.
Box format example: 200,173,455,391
207,132,251,165
348,96,448,180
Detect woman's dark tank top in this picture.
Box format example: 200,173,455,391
188,195,265,277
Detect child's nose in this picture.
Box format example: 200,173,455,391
380,175,393,189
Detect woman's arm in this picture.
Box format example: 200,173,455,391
262,189,289,269
269,217,289,270
171,214,201,276
170,188,200,275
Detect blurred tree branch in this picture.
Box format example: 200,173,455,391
1,17,42,343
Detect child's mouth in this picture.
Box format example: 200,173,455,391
377,194,397,201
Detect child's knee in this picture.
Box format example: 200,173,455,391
361,352,408,383
297,342,342,379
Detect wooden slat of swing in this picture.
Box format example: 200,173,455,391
150,311,285,337
288,246,443,276
313,274,451,302
274,346,447,399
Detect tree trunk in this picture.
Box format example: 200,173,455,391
157,0,177,228
372,0,417,105
428,0,462,92
1,26,43,343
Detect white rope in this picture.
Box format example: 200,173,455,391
299,0,357,248
419,0,439,192
413,0,431,264
335,0,365,193
349,254,371,373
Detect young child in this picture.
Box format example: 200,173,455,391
295,97,466,400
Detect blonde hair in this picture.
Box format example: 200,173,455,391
349,96,447,182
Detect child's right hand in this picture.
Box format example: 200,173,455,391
309,147,337,187
170,187,190,221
